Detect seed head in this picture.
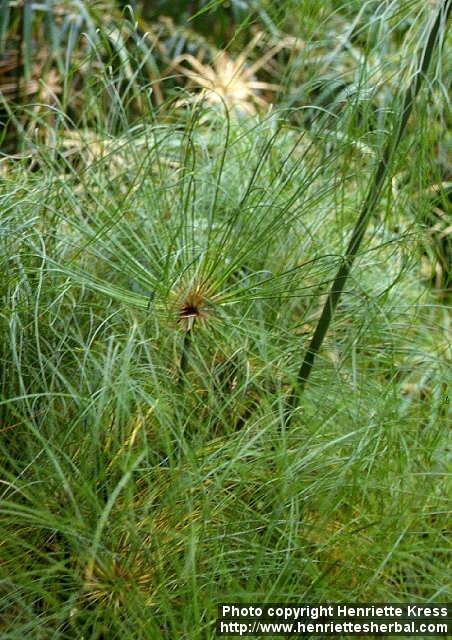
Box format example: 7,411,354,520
175,284,214,331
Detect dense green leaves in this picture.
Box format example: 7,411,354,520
1,2,450,638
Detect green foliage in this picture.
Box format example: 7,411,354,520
0,1,450,638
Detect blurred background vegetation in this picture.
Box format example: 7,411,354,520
1,0,450,287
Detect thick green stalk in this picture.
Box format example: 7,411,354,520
287,0,451,418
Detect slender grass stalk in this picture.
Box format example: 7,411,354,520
286,0,451,420
178,327,193,386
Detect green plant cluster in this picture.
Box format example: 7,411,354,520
0,1,450,638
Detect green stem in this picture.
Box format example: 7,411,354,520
178,327,193,386
286,0,451,420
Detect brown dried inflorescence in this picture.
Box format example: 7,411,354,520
176,285,214,331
